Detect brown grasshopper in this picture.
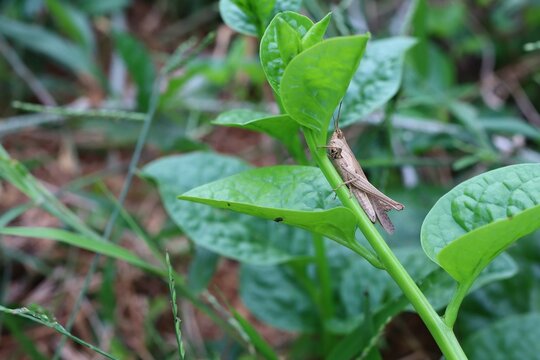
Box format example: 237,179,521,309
324,106,404,234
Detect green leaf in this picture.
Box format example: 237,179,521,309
418,252,517,311
0,15,98,77
212,109,303,161
341,37,416,127
240,263,317,332
330,247,516,358
187,246,219,294
45,0,94,51
281,35,369,132
463,313,540,360
421,164,540,284
113,32,156,112
219,0,275,37
241,241,516,340
179,165,358,245
76,0,129,15
456,232,540,336
276,18,302,65
253,0,276,26
301,13,331,50
219,0,302,37
230,308,279,360
0,227,162,276
0,305,117,359
272,0,303,14
260,11,314,94
479,116,540,142
142,153,312,265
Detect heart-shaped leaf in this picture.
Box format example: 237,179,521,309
281,35,369,132
260,11,314,94
421,164,540,284
341,37,416,127
142,153,312,265
456,232,540,336
179,165,358,244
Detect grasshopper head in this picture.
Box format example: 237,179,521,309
327,131,343,159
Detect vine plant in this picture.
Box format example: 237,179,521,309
145,4,540,359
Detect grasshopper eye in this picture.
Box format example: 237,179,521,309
328,148,342,158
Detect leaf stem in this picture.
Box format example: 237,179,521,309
444,281,472,329
304,129,468,360
312,233,334,353
340,238,384,269
312,233,334,322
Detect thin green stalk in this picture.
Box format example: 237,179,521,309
444,281,473,329
12,101,147,121
97,181,164,263
304,129,467,360
312,233,334,351
345,240,384,269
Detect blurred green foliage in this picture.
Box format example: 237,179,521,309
1,0,540,359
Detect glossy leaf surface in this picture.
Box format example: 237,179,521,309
213,109,302,159
179,165,358,244
260,11,314,94
301,13,331,50
421,164,540,284
281,35,369,132
143,153,312,265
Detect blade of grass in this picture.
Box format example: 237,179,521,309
0,35,56,105
0,227,164,276
56,35,223,358
230,309,278,360
0,305,117,359
97,181,164,263
2,316,48,360
166,252,186,359
53,68,160,359
0,147,250,351
12,101,146,121
0,34,256,354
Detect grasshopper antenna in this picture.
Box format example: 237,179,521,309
333,101,343,130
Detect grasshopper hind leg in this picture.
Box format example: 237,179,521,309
371,197,395,234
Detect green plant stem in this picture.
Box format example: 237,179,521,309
304,129,468,360
444,281,473,329
344,241,383,269
312,233,334,350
